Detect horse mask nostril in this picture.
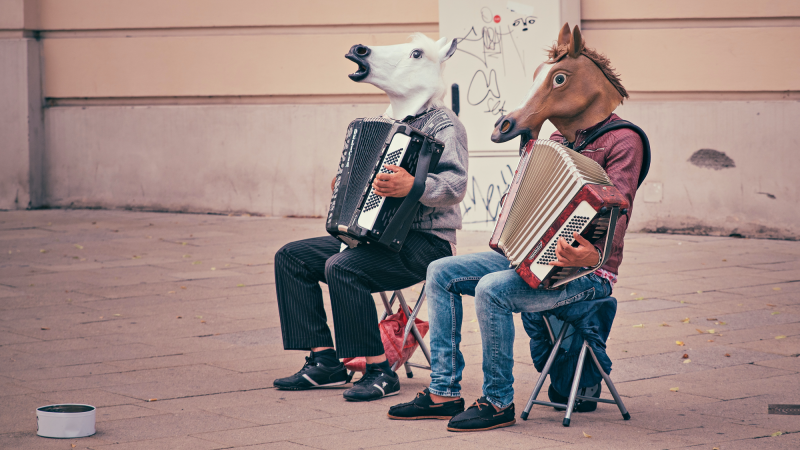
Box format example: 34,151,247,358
500,118,515,134
356,46,369,56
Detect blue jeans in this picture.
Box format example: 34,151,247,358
426,251,612,408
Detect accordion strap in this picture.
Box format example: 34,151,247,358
574,119,651,188
551,206,619,289
377,139,434,249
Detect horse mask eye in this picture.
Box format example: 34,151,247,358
553,74,566,87
411,49,423,59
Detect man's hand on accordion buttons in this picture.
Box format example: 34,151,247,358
372,165,414,198
549,232,600,268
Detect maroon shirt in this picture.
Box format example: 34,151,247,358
550,113,644,276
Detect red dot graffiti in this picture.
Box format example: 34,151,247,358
493,15,501,23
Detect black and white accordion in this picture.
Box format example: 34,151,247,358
490,139,629,289
326,117,444,252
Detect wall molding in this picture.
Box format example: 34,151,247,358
583,17,800,30
46,93,390,107
37,23,438,39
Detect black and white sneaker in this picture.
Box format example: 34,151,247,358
342,363,400,402
273,353,351,390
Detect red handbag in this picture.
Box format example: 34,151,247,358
343,310,429,373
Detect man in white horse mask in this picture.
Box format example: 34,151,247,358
273,34,469,402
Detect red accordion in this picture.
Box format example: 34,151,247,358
490,139,629,289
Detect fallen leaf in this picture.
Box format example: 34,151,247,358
681,317,690,323
682,354,689,359
630,292,637,296
713,447,720,450
697,291,703,294
132,255,141,259
39,249,47,253
683,359,691,364
707,318,718,321
635,297,645,300
74,244,84,250
722,259,726,262
771,431,782,437
676,341,685,346
660,323,671,327
147,398,158,402
725,353,731,357
72,444,76,448
200,320,206,323
582,431,591,438
719,322,727,325
775,335,786,340
168,290,176,294
670,387,679,392
99,316,103,319
470,319,477,322
192,261,202,265
183,254,191,258
40,327,49,330
767,304,776,307
181,242,188,246
195,316,203,319
114,314,121,317
211,267,216,271
180,286,186,289
696,329,705,334
772,287,781,291
236,284,245,287
632,324,644,328
176,316,182,319
680,301,687,304
707,329,716,334
707,339,714,342
771,312,781,315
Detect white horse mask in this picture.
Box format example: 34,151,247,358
346,34,458,120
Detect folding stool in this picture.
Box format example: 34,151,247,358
520,307,630,427
345,284,432,379
378,284,432,378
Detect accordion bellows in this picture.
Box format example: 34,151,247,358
490,139,628,289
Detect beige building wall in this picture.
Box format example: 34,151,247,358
2,0,799,238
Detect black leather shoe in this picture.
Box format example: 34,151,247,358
388,388,465,420
447,397,515,432
548,384,601,412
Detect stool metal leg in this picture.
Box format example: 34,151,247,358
563,341,589,427
520,319,569,420
588,346,630,420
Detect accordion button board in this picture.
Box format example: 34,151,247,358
326,117,444,252
489,139,629,289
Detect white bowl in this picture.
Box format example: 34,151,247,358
36,404,96,439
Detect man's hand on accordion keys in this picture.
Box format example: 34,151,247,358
372,165,414,198
549,232,601,268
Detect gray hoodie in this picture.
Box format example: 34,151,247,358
405,107,469,245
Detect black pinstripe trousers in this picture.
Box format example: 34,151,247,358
274,231,452,358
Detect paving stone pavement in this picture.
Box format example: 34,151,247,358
1,210,799,449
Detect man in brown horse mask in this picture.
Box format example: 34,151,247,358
388,24,647,432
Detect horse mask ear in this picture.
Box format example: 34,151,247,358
569,25,583,58
438,37,458,62
557,23,571,47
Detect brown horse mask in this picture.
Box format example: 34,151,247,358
491,24,629,146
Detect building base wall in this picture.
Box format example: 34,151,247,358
42,100,800,239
